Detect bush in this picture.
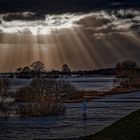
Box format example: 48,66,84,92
18,95,65,117
0,79,11,117
16,78,76,116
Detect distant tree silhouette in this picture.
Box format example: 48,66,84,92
116,60,139,76
62,64,71,76
116,60,140,87
16,67,23,73
30,61,46,78
22,66,31,73
20,66,32,78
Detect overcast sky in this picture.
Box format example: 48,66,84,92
0,0,140,13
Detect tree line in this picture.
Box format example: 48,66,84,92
1,60,140,79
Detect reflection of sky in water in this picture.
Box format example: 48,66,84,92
9,77,116,91
0,91,140,139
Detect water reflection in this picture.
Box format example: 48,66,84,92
0,91,140,139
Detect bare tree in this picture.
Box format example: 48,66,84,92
0,79,10,117
30,61,46,78
62,64,71,76
22,66,31,73
116,60,140,87
16,67,23,73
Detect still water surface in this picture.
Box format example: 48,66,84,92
0,91,140,139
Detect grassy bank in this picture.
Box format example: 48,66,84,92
82,109,140,140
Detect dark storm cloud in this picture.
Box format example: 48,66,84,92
0,0,140,14
74,10,140,39
0,9,140,40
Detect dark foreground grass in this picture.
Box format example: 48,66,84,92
82,109,140,140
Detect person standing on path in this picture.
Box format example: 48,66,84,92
82,98,88,119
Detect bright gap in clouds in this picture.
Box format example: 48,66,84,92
0,13,84,35
0,9,140,35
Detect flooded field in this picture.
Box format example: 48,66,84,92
0,91,140,139
10,76,116,91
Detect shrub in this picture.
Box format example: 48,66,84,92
116,60,140,88
16,78,76,116
0,79,10,117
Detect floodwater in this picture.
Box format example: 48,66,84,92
63,76,116,91
10,76,116,91
0,91,140,139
